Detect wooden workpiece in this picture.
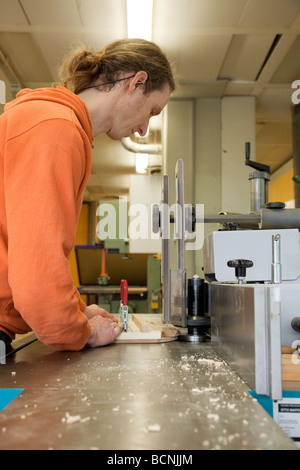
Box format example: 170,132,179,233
282,346,300,390
116,314,180,343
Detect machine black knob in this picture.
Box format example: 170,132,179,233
227,259,253,282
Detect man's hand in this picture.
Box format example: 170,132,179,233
84,304,117,321
84,304,122,347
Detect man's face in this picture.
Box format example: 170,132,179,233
106,83,171,140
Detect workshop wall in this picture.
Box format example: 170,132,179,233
269,160,295,206
0,74,15,112
194,98,222,277
164,96,256,278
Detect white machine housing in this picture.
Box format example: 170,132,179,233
203,228,300,400
203,229,300,283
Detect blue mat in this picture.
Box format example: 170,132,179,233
0,389,24,412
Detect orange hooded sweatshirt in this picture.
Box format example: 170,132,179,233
0,86,93,350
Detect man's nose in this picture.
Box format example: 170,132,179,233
137,121,149,137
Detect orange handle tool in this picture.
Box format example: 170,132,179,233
120,279,128,331
121,279,128,305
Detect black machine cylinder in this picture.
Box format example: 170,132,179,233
188,276,205,317
180,275,210,342
291,317,300,334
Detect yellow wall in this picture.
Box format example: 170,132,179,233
69,202,89,287
269,168,294,204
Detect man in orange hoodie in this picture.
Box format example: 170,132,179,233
0,39,175,350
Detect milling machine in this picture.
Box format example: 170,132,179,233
154,143,300,401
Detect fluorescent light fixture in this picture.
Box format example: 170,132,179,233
127,0,153,41
135,153,148,174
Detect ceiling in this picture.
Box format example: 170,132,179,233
0,0,299,201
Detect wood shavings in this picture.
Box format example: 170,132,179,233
227,402,237,410
197,358,224,368
191,386,217,394
62,412,81,424
62,412,91,425
207,413,220,421
147,423,161,432
80,416,91,423
209,397,220,403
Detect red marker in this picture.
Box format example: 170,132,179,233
120,279,128,331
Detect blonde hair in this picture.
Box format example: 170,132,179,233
60,38,176,95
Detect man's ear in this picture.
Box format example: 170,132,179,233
128,71,148,94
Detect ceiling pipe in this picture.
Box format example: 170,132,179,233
121,137,162,154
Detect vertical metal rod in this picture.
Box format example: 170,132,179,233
175,159,185,270
161,176,171,323
269,233,282,400
272,234,282,284
268,286,282,401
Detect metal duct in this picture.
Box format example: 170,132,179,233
121,137,162,154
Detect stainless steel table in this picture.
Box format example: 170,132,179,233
0,331,297,450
